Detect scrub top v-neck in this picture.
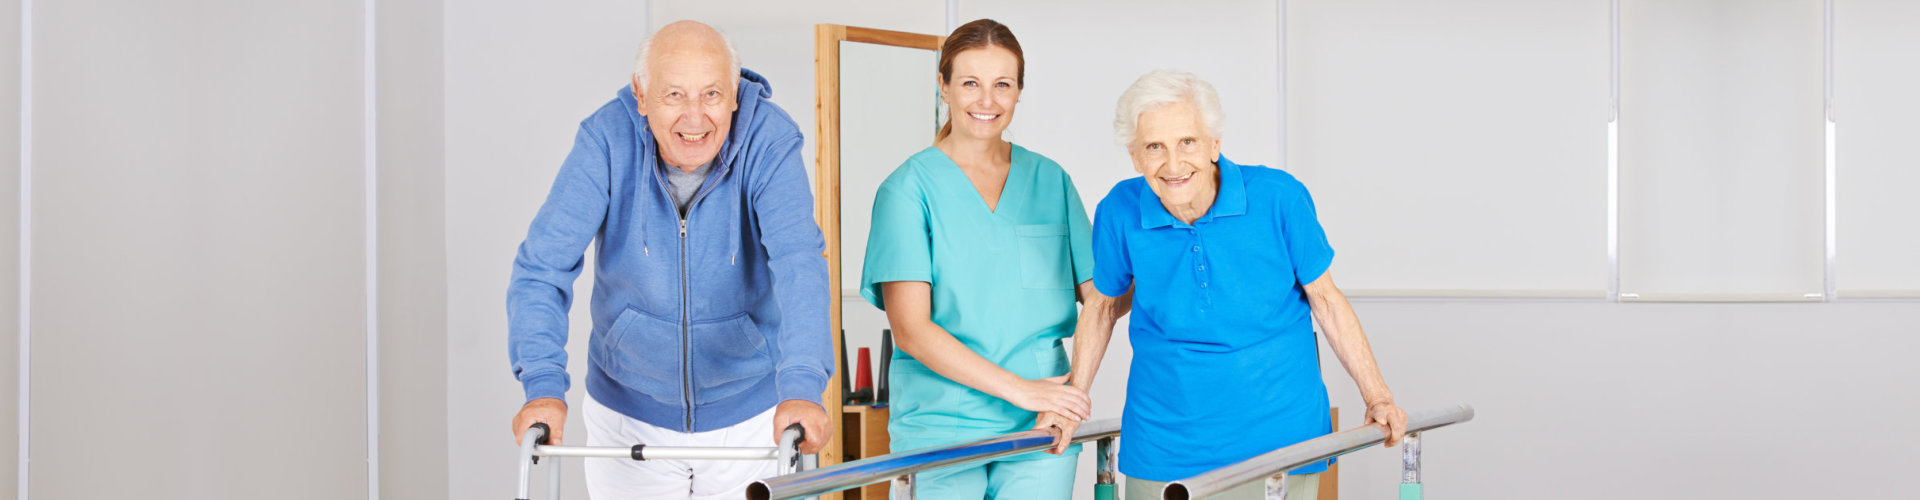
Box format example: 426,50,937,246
860,144,1094,453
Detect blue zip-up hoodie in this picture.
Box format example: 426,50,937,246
508,69,831,432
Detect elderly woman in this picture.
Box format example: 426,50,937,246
1050,70,1411,500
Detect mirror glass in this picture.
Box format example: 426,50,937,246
837,40,941,360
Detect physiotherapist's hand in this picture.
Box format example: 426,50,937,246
1033,410,1079,455
772,400,831,455
1365,399,1409,447
513,397,568,446
1005,375,1090,422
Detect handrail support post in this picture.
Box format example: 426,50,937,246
1400,432,1423,500
1263,472,1289,500
891,474,915,500
1096,436,1118,500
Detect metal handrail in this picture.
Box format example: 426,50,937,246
749,418,1122,500
1164,404,1475,500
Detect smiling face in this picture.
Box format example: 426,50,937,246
938,46,1022,142
633,26,737,171
1128,100,1222,213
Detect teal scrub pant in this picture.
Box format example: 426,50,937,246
911,451,1078,499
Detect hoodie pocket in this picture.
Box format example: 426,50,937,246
1017,224,1074,290
689,312,773,404
595,308,686,406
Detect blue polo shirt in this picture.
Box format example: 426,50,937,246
1091,155,1335,481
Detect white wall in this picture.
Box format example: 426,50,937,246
28,0,369,497
377,0,449,498
0,0,18,495
1619,0,1826,298
1288,0,1611,295
1321,299,1920,499
1834,0,1920,295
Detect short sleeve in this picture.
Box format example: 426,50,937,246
859,178,933,311
1279,183,1335,286
1065,178,1096,285
1091,192,1134,298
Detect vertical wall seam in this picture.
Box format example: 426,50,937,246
15,0,30,496
364,0,379,498
946,0,958,33
1277,0,1286,171
1607,0,1621,301
1823,0,1836,301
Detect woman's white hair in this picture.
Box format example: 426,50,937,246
631,25,742,88
1113,70,1224,148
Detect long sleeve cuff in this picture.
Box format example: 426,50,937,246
520,371,570,405
774,367,829,406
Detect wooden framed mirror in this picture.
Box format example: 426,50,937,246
813,24,944,498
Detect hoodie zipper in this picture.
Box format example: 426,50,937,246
660,160,725,433
679,216,692,432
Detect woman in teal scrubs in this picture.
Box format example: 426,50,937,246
860,19,1113,498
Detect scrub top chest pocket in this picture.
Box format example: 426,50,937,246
1016,223,1074,290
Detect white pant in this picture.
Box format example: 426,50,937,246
583,394,778,500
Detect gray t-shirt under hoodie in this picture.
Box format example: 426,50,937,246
663,160,712,215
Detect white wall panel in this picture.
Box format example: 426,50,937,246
1618,0,1825,299
1288,0,1611,295
1834,0,1920,296
0,0,19,495
29,0,367,498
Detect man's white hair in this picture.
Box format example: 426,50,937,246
1113,70,1225,148
632,25,742,90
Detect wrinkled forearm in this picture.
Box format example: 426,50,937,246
1304,274,1394,405
1068,280,1130,390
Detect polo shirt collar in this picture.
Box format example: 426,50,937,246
1138,154,1249,228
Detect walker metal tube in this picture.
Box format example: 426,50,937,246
546,449,560,500
748,418,1121,500
536,445,779,461
1163,405,1474,500
515,423,548,500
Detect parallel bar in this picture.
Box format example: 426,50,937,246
1164,405,1474,500
750,419,1121,500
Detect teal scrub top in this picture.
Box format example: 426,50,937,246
860,144,1095,454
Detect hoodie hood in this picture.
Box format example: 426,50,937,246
616,68,776,171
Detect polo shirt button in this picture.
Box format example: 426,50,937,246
1197,265,1205,271
1191,246,1200,252
1200,282,1208,288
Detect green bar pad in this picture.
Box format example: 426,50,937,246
1400,483,1424,500
1095,483,1116,500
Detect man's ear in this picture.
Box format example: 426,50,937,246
631,76,647,116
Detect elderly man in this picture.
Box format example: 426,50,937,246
1045,69,1410,499
506,21,831,499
